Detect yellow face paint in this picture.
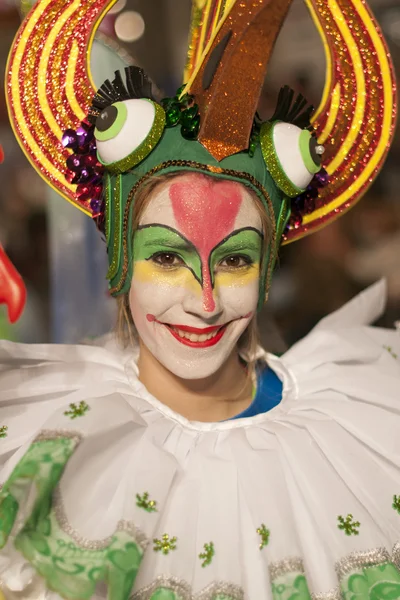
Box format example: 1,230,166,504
133,260,202,297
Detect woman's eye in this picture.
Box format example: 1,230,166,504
151,253,184,267
218,255,252,269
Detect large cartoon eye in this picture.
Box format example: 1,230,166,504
94,99,165,174
260,121,324,198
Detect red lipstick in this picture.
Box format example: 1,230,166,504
166,323,227,348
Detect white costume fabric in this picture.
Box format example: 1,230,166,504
0,280,399,600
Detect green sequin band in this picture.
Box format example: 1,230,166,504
106,175,122,281
99,102,166,175
260,121,304,198
105,173,111,242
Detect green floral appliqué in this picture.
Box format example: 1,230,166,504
136,492,157,512
393,495,400,514
0,434,146,599
64,401,90,419
272,573,311,600
153,534,177,555
0,425,8,439
257,523,270,549
341,563,400,600
338,514,360,536
384,345,398,360
199,541,215,567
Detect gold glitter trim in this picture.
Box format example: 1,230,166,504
335,547,391,578
106,174,122,281
109,160,277,297
269,557,304,580
53,485,148,551
260,122,303,198
100,102,166,175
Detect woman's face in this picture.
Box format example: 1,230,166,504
129,173,263,379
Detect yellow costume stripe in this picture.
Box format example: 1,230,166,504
325,0,366,174
38,0,82,140
307,0,333,123
66,40,87,122
183,0,235,95
7,0,77,196
318,83,340,145
303,0,395,224
195,1,213,68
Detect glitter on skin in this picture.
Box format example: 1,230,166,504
169,175,242,312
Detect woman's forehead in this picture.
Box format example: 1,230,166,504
139,174,262,233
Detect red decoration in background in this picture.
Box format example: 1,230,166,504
0,144,27,323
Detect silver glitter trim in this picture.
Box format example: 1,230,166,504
131,576,191,600
196,582,244,600
53,485,148,551
392,542,400,568
34,429,83,444
335,547,391,578
131,578,244,600
311,589,341,600
269,557,304,580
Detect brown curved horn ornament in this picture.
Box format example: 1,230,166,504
186,0,294,161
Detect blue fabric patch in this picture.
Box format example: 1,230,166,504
231,363,283,420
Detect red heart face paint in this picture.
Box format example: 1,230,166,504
169,177,242,312
129,173,263,380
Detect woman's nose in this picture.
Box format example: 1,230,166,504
182,282,223,321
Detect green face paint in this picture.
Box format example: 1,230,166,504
209,228,263,286
133,224,262,290
133,225,202,284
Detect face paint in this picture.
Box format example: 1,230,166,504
129,173,263,380
169,178,242,312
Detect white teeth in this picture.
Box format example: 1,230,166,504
170,326,223,343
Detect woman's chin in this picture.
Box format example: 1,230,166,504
157,350,229,381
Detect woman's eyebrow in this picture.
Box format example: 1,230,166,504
142,237,192,250
137,224,195,251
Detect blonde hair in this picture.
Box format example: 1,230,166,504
116,171,273,364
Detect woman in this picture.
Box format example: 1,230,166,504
0,0,399,598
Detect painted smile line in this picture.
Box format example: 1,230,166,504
164,322,228,348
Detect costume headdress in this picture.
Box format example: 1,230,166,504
6,0,397,308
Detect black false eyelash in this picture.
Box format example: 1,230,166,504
270,85,315,130
87,66,154,124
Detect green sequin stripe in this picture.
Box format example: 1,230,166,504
105,172,112,243
99,102,166,175
106,174,122,281
260,122,304,199
108,160,277,299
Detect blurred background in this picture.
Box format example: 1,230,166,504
0,0,399,351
